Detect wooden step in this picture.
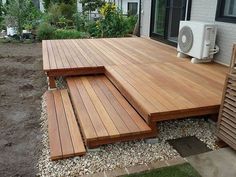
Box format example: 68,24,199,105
45,89,86,160
67,75,155,148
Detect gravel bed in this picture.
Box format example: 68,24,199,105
37,96,218,177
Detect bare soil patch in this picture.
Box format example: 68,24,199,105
0,43,47,176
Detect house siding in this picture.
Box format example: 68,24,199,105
140,0,236,65
191,0,236,65
140,0,151,37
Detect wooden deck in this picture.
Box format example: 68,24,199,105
67,75,155,148
43,37,228,122
43,37,229,158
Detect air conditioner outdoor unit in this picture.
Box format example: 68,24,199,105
177,21,219,63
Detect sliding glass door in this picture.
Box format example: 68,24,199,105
153,0,166,36
150,0,191,45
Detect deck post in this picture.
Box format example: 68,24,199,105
209,113,219,122
149,121,158,135
48,76,56,89
215,138,228,148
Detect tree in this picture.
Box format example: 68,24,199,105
0,0,2,16
4,0,41,37
43,0,76,10
46,2,76,28
43,0,52,9
96,3,130,37
79,0,105,12
0,0,3,21
0,0,5,18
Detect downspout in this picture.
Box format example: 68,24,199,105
185,0,189,21
138,0,141,37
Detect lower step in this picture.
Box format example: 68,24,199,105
67,75,156,148
45,89,86,160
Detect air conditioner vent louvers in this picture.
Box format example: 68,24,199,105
178,26,193,53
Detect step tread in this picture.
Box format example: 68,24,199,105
67,75,151,142
45,89,86,160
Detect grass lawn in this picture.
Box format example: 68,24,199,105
122,163,201,177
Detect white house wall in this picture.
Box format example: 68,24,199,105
77,0,83,13
191,0,236,65
39,0,45,12
140,0,151,37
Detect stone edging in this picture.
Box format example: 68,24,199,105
82,157,187,177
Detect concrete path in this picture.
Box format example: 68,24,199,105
187,147,236,177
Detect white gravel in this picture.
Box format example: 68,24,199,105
37,96,219,177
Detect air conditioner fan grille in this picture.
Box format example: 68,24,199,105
178,26,193,53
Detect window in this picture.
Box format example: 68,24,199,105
128,2,138,16
216,0,236,23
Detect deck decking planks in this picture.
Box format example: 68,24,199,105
42,38,182,72
67,75,153,148
43,37,228,124
105,62,227,122
45,90,86,160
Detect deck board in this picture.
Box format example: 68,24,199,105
67,75,153,148
89,78,131,134
60,90,85,156
66,79,97,140
53,90,74,157
74,77,109,138
45,91,62,160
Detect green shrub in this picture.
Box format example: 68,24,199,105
85,21,101,37
96,3,131,38
59,3,76,20
45,3,76,28
125,15,138,34
0,1,4,30
37,23,55,41
74,12,89,31
46,3,62,25
53,29,89,39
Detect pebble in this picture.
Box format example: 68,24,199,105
37,97,219,177
145,138,159,144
